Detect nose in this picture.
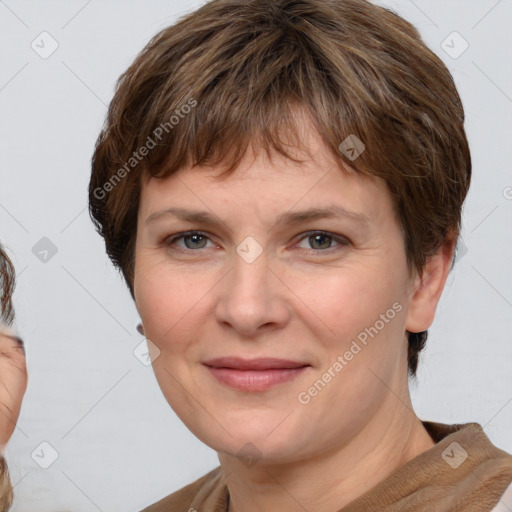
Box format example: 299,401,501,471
214,247,291,337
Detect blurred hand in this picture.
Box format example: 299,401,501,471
0,332,27,455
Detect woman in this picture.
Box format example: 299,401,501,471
89,0,512,510
0,244,28,510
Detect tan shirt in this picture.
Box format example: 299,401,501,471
141,421,512,511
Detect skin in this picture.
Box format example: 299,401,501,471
133,119,455,512
0,331,27,456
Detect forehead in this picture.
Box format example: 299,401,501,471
139,165,392,241
138,121,393,229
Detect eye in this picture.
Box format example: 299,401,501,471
164,231,216,251
163,230,350,254
295,231,350,252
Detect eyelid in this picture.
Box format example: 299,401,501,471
164,230,350,252
293,230,351,251
164,230,217,249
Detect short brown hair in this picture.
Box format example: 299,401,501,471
89,0,471,377
0,244,16,326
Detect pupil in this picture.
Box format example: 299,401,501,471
186,234,206,249
312,234,331,250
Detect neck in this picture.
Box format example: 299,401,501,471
221,390,435,512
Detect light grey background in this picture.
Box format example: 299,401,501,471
0,0,511,510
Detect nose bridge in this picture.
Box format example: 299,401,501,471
230,241,271,309
215,239,288,334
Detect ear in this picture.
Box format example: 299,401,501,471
405,233,457,333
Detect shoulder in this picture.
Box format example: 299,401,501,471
140,466,224,512
491,482,512,512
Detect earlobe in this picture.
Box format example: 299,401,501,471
137,322,145,335
405,235,456,334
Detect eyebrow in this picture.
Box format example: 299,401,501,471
145,205,370,230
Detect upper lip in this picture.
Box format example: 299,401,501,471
203,357,310,370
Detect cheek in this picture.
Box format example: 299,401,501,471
134,257,214,350
295,262,404,345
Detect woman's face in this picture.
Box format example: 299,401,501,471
133,126,422,464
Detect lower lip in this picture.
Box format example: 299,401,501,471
205,366,309,392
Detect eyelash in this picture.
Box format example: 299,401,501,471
163,230,350,254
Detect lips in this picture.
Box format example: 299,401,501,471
203,357,311,392
203,357,310,371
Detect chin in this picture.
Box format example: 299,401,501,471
214,435,304,466
194,413,309,462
